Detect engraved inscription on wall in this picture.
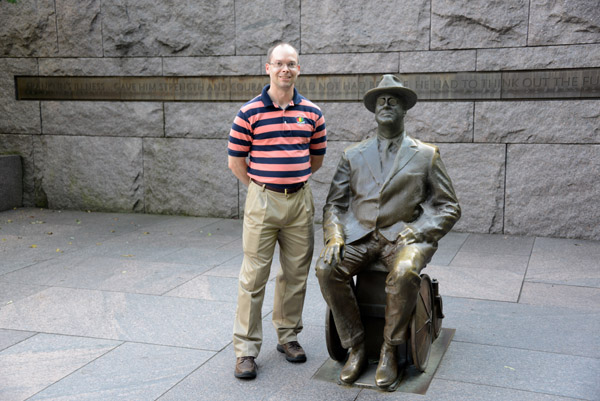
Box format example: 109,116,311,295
15,69,600,102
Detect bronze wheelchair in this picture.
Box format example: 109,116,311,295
325,261,444,373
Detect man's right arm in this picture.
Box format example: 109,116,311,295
228,156,250,186
320,152,351,264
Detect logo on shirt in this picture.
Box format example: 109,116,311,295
296,116,306,124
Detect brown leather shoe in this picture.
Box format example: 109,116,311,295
234,356,257,379
276,341,307,363
339,342,366,384
375,342,398,388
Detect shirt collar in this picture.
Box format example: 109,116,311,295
261,85,301,108
377,132,404,149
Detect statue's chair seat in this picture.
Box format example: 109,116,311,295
325,259,444,373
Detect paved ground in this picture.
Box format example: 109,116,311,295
0,208,598,401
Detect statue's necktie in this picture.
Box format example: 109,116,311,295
380,139,396,179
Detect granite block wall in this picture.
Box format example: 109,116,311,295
0,0,599,240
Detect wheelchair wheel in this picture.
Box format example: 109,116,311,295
431,278,444,339
410,274,433,372
325,306,348,361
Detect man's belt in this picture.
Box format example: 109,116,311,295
251,178,306,194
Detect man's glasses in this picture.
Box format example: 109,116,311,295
377,97,400,107
269,61,298,70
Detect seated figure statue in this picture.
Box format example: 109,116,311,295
315,74,461,389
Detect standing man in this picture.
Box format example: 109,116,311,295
316,75,460,389
228,42,327,380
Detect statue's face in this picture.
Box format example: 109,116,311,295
375,94,405,129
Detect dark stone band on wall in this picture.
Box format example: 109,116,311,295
15,68,600,102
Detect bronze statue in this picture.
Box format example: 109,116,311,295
315,74,460,389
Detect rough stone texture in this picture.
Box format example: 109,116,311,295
235,0,300,55
301,0,430,53
165,103,239,139
505,144,600,240
437,143,506,234
400,50,477,73
475,100,600,144
528,0,600,46
431,0,529,49
56,0,102,57
0,58,40,134
39,58,162,76
102,0,236,57
0,135,34,207
33,136,144,212
1,1,598,240
0,155,22,211
163,56,262,76
299,53,399,75
319,103,376,142
408,101,474,143
41,102,164,137
321,101,474,143
144,138,238,218
476,44,600,71
0,1,58,57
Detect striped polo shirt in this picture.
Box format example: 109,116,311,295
228,85,327,188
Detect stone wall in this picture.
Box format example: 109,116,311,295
1,0,599,240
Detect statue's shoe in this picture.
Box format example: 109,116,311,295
375,342,398,388
339,343,366,384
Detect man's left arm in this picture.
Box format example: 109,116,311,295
405,148,461,244
310,155,324,173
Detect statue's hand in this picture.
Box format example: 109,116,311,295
320,237,345,265
398,227,424,245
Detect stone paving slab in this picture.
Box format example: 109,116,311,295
63,231,204,263
0,209,169,235
425,264,525,302
153,245,239,268
0,209,598,400
526,237,600,287
158,324,338,401
164,274,278,313
519,282,600,311
1,256,209,296
458,233,536,256
0,287,236,350
357,379,583,401
0,334,120,401
449,250,530,273
28,342,214,401
428,231,470,266
0,280,48,306
437,341,600,400
444,297,600,359
0,329,35,352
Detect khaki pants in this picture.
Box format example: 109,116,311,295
233,180,315,358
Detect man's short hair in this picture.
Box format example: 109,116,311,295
267,42,299,63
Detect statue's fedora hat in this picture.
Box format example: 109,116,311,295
363,74,417,112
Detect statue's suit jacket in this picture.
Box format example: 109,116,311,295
323,133,461,246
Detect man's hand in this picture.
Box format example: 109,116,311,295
320,237,345,265
398,227,424,245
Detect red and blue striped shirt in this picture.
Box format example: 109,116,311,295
228,85,327,188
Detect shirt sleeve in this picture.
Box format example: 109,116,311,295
309,112,327,156
227,109,252,157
